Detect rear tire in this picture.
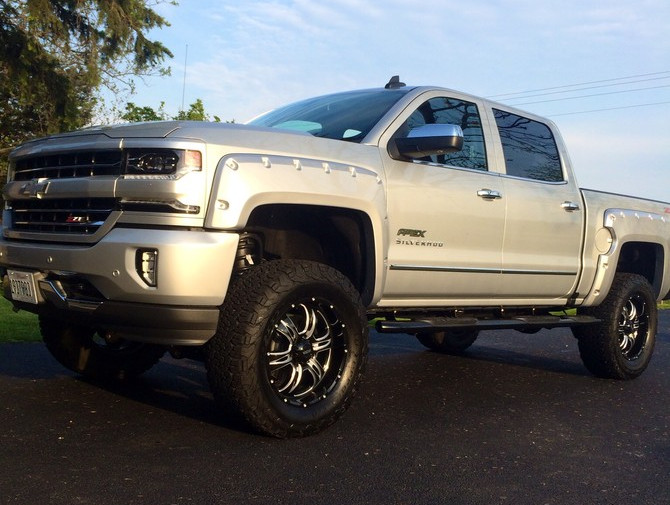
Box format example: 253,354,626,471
40,317,165,380
205,260,368,438
416,329,479,354
572,273,656,379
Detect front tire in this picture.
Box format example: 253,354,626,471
206,260,368,438
572,273,656,379
40,317,165,380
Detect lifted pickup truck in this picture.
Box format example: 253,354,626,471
2,77,669,437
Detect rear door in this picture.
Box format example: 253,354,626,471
490,108,584,299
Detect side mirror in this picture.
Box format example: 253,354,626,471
392,123,464,160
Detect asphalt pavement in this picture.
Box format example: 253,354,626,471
1,313,669,505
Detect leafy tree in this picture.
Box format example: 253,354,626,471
121,102,169,122
122,99,222,123
0,0,174,172
174,99,221,122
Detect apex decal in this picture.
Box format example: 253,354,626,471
396,228,443,248
397,228,426,238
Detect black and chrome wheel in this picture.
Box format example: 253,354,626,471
206,260,368,438
573,273,656,379
40,317,165,380
416,329,479,354
266,300,349,407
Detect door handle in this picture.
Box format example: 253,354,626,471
561,201,580,212
477,189,502,200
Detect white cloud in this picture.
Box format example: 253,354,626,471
122,0,669,200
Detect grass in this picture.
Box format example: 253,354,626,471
0,297,40,343
1,296,669,344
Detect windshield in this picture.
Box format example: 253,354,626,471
248,88,411,142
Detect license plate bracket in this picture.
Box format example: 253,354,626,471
7,270,39,304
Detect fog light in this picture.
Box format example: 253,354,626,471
136,249,158,287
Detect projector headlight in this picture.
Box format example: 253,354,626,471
124,149,202,177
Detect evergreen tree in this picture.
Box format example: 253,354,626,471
0,0,174,171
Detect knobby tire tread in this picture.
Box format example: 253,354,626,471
573,273,656,380
206,260,368,438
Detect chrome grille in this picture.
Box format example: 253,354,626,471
11,198,117,235
13,150,123,181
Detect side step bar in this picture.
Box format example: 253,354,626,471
375,315,600,334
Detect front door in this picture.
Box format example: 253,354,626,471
381,94,506,304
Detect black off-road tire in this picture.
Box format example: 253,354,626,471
205,260,368,438
416,329,479,354
572,273,656,380
40,317,165,380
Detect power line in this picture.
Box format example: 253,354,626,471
503,76,670,103
510,84,670,106
488,70,670,99
548,101,670,117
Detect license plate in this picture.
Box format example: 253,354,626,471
7,270,39,304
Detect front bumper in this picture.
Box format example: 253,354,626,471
0,227,240,345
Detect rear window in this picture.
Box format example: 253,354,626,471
493,109,563,182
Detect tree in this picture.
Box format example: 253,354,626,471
174,99,221,122
121,102,169,122
0,0,174,170
122,99,222,123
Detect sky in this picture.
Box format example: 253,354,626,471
119,0,669,202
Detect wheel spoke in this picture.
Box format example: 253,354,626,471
277,363,302,394
303,305,318,338
276,315,301,342
268,348,293,367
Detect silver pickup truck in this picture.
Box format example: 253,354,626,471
2,77,669,437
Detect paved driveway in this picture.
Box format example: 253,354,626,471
1,313,669,505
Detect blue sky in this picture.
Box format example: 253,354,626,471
120,0,669,201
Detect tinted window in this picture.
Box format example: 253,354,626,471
398,97,487,171
493,109,563,182
249,89,410,142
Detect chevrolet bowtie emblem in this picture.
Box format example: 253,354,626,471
20,178,50,199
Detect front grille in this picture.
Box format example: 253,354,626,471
14,150,123,181
11,198,118,235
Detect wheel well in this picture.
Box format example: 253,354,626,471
616,242,664,297
244,204,375,305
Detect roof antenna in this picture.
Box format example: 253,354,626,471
385,75,405,89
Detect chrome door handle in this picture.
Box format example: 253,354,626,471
561,201,580,212
477,189,502,200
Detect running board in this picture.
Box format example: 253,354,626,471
375,315,600,334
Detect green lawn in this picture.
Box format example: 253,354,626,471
0,296,669,344
0,297,40,343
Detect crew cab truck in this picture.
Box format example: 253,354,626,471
2,77,669,437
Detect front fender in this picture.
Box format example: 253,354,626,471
205,152,389,305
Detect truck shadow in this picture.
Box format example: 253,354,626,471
75,333,594,433
3,323,660,435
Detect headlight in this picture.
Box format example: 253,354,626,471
124,149,202,178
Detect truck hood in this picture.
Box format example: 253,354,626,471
24,120,296,140
9,121,314,159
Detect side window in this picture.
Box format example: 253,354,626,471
493,109,563,182
400,97,488,171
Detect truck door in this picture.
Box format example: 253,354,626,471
491,108,583,299
380,94,505,303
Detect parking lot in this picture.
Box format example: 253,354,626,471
1,312,669,505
